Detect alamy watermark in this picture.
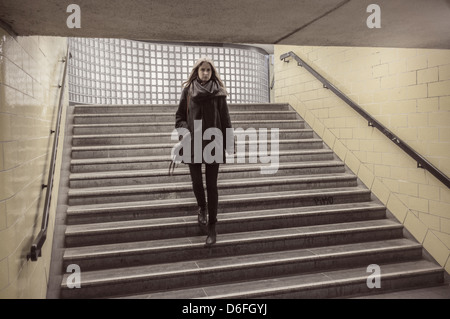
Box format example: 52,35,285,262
66,4,381,30
66,264,81,289
171,122,280,174
366,4,381,29
66,4,81,29
367,264,381,289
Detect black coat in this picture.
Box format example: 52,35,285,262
175,86,233,164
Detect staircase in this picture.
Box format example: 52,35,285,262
56,103,444,299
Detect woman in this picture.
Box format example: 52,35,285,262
175,57,233,246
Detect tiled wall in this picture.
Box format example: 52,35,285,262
274,45,450,274
0,27,68,298
68,38,270,105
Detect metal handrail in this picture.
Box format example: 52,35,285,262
280,51,450,188
27,45,70,261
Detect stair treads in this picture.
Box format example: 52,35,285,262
73,113,299,119
73,115,304,125
60,253,442,299
73,110,297,117
160,260,442,299
61,238,420,288
71,138,321,149
72,128,312,137
73,122,173,128
67,186,371,214
72,123,308,135
70,149,333,164
72,118,304,127
63,219,402,260
67,173,356,197
65,202,386,237
69,161,345,180
73,103,290,113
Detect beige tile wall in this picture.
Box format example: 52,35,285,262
0,27,68,298
274,45,450,275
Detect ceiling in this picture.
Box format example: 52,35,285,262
1,0,449,49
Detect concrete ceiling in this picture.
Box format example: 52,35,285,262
1,0,449,49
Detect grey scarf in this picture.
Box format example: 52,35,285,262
189,79,227,101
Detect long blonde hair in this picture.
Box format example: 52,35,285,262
182,57,227,93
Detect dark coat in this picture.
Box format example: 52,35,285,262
175,86,233,164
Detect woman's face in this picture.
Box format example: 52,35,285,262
197,62,212,82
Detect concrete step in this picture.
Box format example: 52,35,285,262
69,161,346,188
351,283,450,299
70,139,323,158
70,149,335,171
67,173,358,206
120,260,443,299
73,112,300,124
61,219,404,272
73,103,291,114
72,119,305,134
72,131,315,147
60,239,425,299
73,124,308,136
64,202,386,246
72,129,314,145
73,123,308,135
65,186,373,224
70,147,334,169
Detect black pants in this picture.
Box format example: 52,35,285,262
188,163,220,225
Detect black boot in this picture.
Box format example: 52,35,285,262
205,223,217,246
197,207,207,225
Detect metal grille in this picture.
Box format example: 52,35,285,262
68,38,270,105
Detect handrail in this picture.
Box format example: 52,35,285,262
27,45,70,261
280,51,450,189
